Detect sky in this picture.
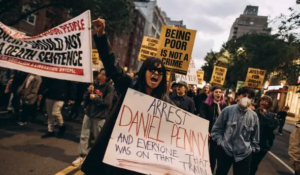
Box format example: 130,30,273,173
157,0,300,70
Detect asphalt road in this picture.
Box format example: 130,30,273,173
0,111,295,175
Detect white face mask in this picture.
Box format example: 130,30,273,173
239,97,251,108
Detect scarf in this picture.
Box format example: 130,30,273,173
213,100,221,115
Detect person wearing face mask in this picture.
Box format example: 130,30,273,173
170,81,195,114
200,86,227,173
81,18,172,175
250,95,278,175
211,87,260,175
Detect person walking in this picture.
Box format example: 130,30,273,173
72,68,114,167
81,18,172,175
211,87,260,175
200,86,227,173
277,106,290,135
41,78,76,138
289,121,300,175
170,81,195,113
250,95,279,175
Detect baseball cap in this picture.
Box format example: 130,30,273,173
177,81,188,88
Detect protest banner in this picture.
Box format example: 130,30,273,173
103,88,211,175
210,66,227,86
92,49,99,64
0,11,93,83
197,70,204,85
175,58,197,85
236,81,245,92
157,25,197,75
138,36,159,62
244,68,266,89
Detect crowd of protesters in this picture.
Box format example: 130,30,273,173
0,18,299,175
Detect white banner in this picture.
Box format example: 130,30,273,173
103,88,211,175
175,58,197,85
0,11,93,83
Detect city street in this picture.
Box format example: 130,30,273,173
0,111,296,175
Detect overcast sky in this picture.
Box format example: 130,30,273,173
157,0,300,69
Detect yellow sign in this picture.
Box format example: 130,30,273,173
157,25,197,75
166,71,171,82
138,37,159,61
92,49,99,64
197,71,204,84
244,68,266,89
210,66,227,86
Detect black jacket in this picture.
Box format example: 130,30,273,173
194,93,208,115
41,78,76,101
81,34,172,175
84,82,114,119
255,109,279,151
170,95,195,114
200,102,227,133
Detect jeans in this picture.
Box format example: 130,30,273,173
209,140,218,173
46,99,64,132
78,115,105,156
278,120,285,134
216,146,252,175
250,151,268,175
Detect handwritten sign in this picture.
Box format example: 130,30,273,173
244,68,266,89
103,88,211,175
197,71,204,85
210,66,227,86
0,11,93,83
92,49,99,64
175,58,197,85
157,25,197,75
138,37,159,62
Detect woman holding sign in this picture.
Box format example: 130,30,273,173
81,18,172,175
200,86,227,173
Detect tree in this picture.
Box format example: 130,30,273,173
0,0,134,38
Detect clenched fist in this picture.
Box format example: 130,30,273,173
92,18,106,37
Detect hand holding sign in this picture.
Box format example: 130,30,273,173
92,18,106,37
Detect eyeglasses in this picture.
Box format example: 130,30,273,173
148,66,164,75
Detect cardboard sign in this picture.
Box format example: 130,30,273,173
0,11,93,83
138,36,159,62
175,58,197,85
157,25,197,75
236,81,245,92
197,71,204,85
103,88,211,175
210,66,227,86
92,49,99,64
244,68,266,89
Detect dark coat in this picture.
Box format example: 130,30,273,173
200,102,227,133
170,95,195,114
194,93,208,115
81,34,171,175
84,82,115,119
17,74,42,105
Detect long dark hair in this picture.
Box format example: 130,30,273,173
133,57,167,99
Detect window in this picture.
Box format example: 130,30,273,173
26,14,37,25
151,27,156,37
153,12,158,26
119,39,123,47
157,21,162,32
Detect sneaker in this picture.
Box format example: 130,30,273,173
57,125,66,138
17,122,27,126
72,157,85,167
41,132,56,138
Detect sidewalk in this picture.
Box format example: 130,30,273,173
283,117,298,133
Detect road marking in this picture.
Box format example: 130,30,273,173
73,170,84,175
55,166,77,175
268,151,295,174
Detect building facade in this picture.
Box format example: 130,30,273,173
228,5,271,41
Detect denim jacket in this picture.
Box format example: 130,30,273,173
211,104,260,162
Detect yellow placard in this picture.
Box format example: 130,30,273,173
138,37,159,61
157,25,197,75
244,68,266,89
92,49,100,64
166,71,171,82
197,71,204,84
210,66,227,86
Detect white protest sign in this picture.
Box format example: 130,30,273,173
103,88,211,175
175,58,197,85
0,11,93,83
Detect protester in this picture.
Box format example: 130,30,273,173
5,73,14,111
194,85,210,115
10,71,28,117
170,81,195,114
69,82,89,121
187,84,196,98
211,87,260,175
41,78,76,138
81,18,172,175
250,95,278,175
289,121,300,175
17,74,42,125
72,68,114,167
169,81,178,98
277,106,290,135
200,86,227,172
